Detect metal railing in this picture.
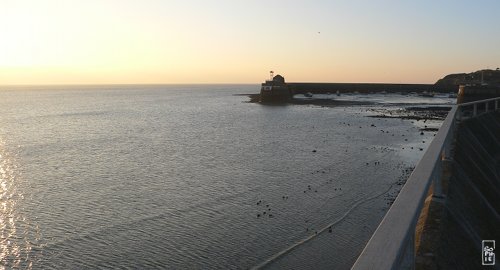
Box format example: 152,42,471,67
351,97,500,270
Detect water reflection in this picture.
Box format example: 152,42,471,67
0,139,37,269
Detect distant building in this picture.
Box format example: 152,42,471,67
260,73,291,102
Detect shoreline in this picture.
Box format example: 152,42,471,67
240,93,452,122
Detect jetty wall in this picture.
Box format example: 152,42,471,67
287,83,455,94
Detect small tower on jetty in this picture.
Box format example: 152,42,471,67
260,71,292,102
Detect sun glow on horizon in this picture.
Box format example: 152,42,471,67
1,0,500,85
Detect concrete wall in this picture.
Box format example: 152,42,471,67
287,83,455,94
457,85,500,104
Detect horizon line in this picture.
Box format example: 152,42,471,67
0,81,440,87
0,82,260,87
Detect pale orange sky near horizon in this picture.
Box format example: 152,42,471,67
1,0,499,85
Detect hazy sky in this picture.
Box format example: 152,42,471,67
1,0,499,84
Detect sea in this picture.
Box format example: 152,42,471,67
0,85,455,269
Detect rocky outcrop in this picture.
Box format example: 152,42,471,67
435,69,500,87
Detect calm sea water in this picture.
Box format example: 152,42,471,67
0,85,452,269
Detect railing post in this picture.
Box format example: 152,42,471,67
444,118,453,159
495,100,498,111
485,102,489,113
408,232,416,270
444,145,451,159
400,232,416,270
433,163,443,197
410,233,415,270
473,104,477,116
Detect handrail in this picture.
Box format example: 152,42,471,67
459,96,500,106
458,97,499,119
352,97,500,270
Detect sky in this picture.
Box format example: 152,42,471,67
1,0,500,84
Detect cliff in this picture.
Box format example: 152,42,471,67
435,69,500,87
